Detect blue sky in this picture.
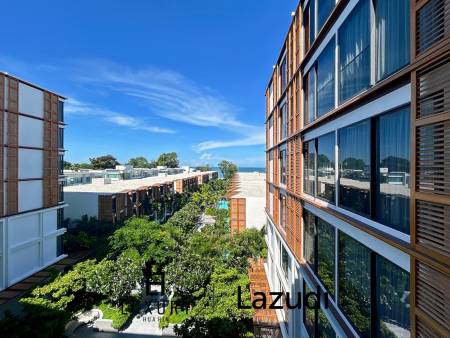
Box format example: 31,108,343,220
1,0,297,167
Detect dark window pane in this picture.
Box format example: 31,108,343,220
304,140,316,195
318,309,336,338
376,0,410,81
338,232,371,337
58,101,64,122
318,0,335,35
376,107,410,234
339,0,370,103
310,1,316,45
339,120,371,216
317,218,335,297
376,256,411,338
281,56,287,93
280,102,287,140
281,245,291,280
304,4,311,51
317,132,335,202
280,194,287,230
280,146,287,185
303,209,316,269
304,281,316,337
317,39,335,117
305,68,316,125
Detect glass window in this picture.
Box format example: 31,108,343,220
303,209,316,270
57,208,64,229
339,120,371,216
318,309,336,338
303,281,316,337
304,3,311,51
317,132,335,202
318,0,335,35
281,245,291,280
376,0,410,81
269,82,274,112
309,0,316,45
58,101,64,122
317,39,335,117
317,218,335,297
339,0,370,103
376,107,410,234
280,194,287,230
304,68,316,125
280,55,287,93
338,232,371,337
280,145,287,185
376,256,410,338
280,101,287,140
304,140,316,195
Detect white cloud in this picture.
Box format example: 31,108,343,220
65,98,174,134
193,132,265,152
199,153,213,160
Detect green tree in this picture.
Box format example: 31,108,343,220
218,160,238,180
226,229,266,272
87,250,142,308
89,155,120,169
157,152,179,168
63,161,72,170
108,217,178,269
165,202,201,234
127,156,150,168
20,259,98,312
175,266,253,338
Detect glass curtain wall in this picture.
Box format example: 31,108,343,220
303,209,316,269
317,219,335,296
304,140,316,195
376,0,410,81
338,232,371,337
317,39,336,117
339,120,371,216
305,68,316,125
317,132,336,202
375,107,410,234
339,0,370,103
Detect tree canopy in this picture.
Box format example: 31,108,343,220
89,155,120,169
157,152,179,168
127,156,156,169
218,160,238,180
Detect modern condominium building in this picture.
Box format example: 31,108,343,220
265,0,449,337
0,72,66,292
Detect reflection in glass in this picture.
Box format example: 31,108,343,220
376,107,410,234
309,1,316,45
339,120,371,216
305,69,316,125
304,281,316,337
318,219,335,297
280,102,287,140
376,0,410,81
303,210,315,270
339,0,370,103
280,145,287,185
376,256,410,338
317,132,335,202
339,232,371,337
280,194,287,230
318,0,335,32
280,56,287,93
319,309,336,338
317,39,335,117
304,140,316,195
281,245,291,280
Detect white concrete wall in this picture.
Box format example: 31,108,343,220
18,83,44,118
245,197,265,230
18,180,43,212
1,207,66,289
64,192,99,221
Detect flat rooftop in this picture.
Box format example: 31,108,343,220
64,171,215,194
229,172,265,198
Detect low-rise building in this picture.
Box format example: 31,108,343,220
227,172,265,234
64,171,217,224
